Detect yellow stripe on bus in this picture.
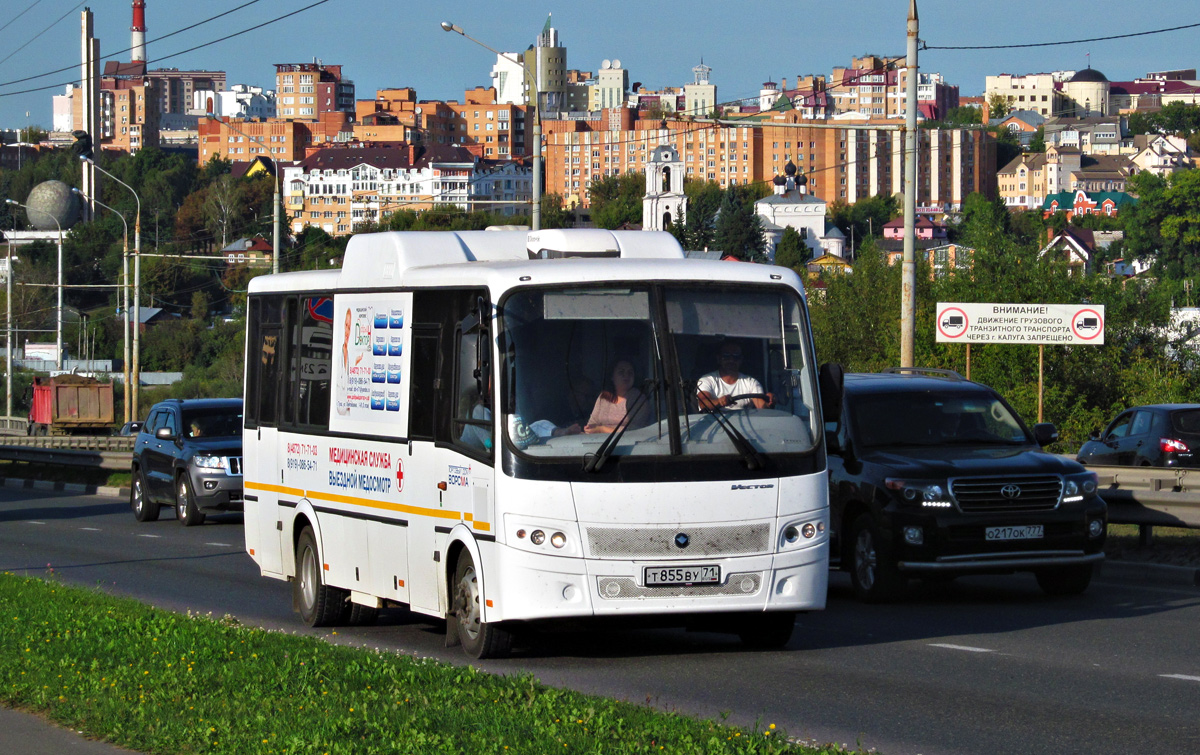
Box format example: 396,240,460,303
245,480,491,532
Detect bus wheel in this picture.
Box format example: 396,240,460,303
345,603,379,625
130,469,159,522
452,551,511,659
295,527,347,627
737,612,796,649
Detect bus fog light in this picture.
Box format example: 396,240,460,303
801,523,816,539
604,581,621,597
784,526,799,543
530,530,545,545
1088,519,1104,538
739,577,756,593
550,532,567,548
904,526,924,545
562,584,577,601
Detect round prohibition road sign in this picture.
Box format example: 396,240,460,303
937,306,969,339
1070,308,1104,340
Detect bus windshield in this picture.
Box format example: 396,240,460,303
500,284,820,464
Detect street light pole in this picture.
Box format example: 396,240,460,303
900,0,920,368
73,188,131,424
205,115,281,274
6,199,63,371
82,156,141,418
441,21,541,231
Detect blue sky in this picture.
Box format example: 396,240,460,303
1,0,1198,129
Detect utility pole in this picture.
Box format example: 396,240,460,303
900,0,919,368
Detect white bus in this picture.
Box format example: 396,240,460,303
243,229,831,658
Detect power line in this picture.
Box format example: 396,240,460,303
0,0,45,36
924,21,1200,50
0,0,267,89
0,0,332,98
0,0,87,68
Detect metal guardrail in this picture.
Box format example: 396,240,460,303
1089,465,1200,530
0,434,134,470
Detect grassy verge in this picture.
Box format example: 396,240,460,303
0,462,129,489
1105,524,1200,567
0,573,859,755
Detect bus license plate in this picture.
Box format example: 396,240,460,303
644,565,721,586
986,525,1044,541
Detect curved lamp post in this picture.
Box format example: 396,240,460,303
440,21,541,231
80,156,142,419
5,198,63,371
72,188,131,423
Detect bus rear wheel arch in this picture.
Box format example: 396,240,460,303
294,526,347,627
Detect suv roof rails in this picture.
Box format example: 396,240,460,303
881,367,966,380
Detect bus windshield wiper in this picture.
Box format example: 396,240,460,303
697,403,767,471
583,381,656,473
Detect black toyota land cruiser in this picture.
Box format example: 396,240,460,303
823,367,1106,601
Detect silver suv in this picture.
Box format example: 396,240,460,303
130,398,244,526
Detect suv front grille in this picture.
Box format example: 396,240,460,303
951,475,1061,513
227,456,243,476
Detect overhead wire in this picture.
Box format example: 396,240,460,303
0,0,332,98
0,0,87,68
0,0,268,89
924,21,1200,50
0,0,44,36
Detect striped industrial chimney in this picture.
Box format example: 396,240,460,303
131,0,147,62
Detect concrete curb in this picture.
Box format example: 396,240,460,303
1099,559,1200,588
1,477,130,500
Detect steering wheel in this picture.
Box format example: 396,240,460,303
725,393,773,408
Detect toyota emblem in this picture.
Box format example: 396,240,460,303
674,533,690,549
1001,484,1022,499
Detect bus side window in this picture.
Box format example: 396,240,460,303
249,295,284,427
453,326,492,454
284,296,332,430
408,328,440,440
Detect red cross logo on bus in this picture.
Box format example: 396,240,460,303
395,459,404,493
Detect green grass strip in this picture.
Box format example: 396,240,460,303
0,573,863,755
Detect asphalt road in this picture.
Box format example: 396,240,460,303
2,488,1198,755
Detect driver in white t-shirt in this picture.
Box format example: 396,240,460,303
696,341,774,410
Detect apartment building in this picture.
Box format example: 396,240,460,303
355,87,532,158
542,109,994,210
281,143,532,235
1043,116,1130,155
275,62,355,120
197,112,351,164
985,72,1073,118
829,56,959,120
998,145,1134,210
72,61,160,153
148,68,225,114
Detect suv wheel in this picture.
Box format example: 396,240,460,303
849,514,904,602
131,469,159,522
176,475,206,527
1035,564,1093,596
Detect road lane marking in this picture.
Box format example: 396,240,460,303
929,643,995,653
1160,674,1200,682
204,543,232,547
80,527,100,531
137,534,161,538
27,521,45,525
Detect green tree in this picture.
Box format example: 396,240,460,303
1028,125,1046,153
588,172,645,229
711,186,766,262
987,93,1011,120
945,105,983,127
676,179,723,251
539,193,572,229
828,193,898,245
772,227,807,270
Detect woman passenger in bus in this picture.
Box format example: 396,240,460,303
583,359,652,434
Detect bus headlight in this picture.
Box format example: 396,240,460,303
530,530,545,545
550,532,567,549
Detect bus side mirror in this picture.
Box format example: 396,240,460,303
818,362,844,424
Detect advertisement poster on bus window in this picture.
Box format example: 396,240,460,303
329,292,412,436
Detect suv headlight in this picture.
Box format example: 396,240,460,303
885,478,953,508
192,455,226,470
1063,472,1098,503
